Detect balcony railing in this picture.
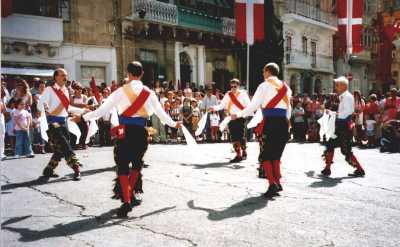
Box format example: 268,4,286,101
286,0,337,27
222,17,235,36
286,50,334,72
177,7,222,33
131,0,235,36
1,14,63,45
132,0,178,25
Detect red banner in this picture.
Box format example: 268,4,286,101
235,0,264,45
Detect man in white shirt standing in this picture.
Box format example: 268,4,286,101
39,68,87,181
211,79,250,162
321,77,365,177
83,61,182,217
232,63,291,198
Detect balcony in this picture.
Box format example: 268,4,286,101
177,7,222,33
286,50,334,73
132,0,178,25
285,0,337,31
1,14,63,46
131,0,235,36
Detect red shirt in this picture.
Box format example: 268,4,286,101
364,101,379,116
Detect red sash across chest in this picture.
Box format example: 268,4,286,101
228,92,245,110
51,87,70,111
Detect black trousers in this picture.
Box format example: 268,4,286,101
99,120,112,146
260,117,289,161
113,125,148,176
47,123,78,168
228,118,246,143
326,121,353,159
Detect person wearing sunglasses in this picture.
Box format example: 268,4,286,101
231,63,292,198
211,78,250,163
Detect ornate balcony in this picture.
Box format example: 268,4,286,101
285,0,337,30
132,0,178,25
131,0,235,36
1,14,63,46
177,7,222,33
286,50,334,73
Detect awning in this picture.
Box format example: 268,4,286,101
1,67,54,77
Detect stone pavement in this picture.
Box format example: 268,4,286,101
1,142,400,247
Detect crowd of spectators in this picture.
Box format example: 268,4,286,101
1,75,399,160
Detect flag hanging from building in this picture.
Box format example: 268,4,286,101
337,0,363,54
235,0,265,45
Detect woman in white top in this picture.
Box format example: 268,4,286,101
71,83,89,149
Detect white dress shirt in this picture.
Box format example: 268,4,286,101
237,76,292,119
39,83,85,117
213,90,251,115
83,80,177,128
337,90,354,120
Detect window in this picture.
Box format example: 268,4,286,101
13,0,58,18
302,36,308,54
139,49,158,63
81,66,106,86
286,35,292,51
311,41,317,67
59,0,71,22
13,0,70,19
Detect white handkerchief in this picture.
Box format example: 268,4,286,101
182,125,197,147
67,119,81,144
86,119,99,144
195,113,208,136
219,116,231,132
40,111,49,142
247,108,263,129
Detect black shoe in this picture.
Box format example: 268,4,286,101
42,167,59,178
130,195,142,207
117,203,132,218
242,152,247,160
321,168,331,177
348,169,365,177
73,171,81,181
229,156,243,163
264,184,279,198
277,184,283,192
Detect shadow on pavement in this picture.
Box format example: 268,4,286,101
1,206,176,242
180,162,245,170
305,170,356,188
1,167,115,191
187,195,269,221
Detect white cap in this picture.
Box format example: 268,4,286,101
334,76,349,86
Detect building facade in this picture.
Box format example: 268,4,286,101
1,0,117,86
334,0,380,95
114,0,240,91
276,0,337,96
381,0,400,90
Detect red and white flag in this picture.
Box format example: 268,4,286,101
337,0,363,54
235,0,264,45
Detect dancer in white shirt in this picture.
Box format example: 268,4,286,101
39,68,87,181
211,79,250,162
83,61,182,217
321,76,365,177
232,63,292,198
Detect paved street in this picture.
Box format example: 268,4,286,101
1,142,400,247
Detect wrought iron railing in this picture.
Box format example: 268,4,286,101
286,0,337,27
